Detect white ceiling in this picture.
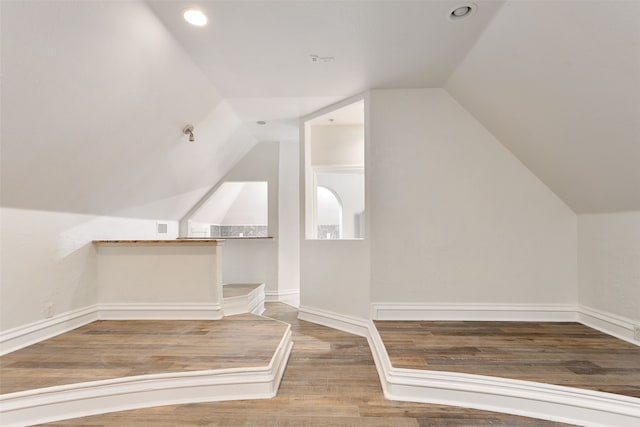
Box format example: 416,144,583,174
0,0,257,219
2,0,637,217
147,0,504,140
309,100,364,126
446,0,640,213
147,0,640,213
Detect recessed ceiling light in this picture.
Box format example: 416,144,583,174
183,9,208,26
449,4,476,21
256,121,267,125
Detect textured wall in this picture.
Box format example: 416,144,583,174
369,88,578,305
579,212,640,322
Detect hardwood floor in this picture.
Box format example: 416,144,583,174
223,284,263,299
375,320,640,398
0,313,288,394
39,303,570,426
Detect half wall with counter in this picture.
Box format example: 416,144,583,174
93,239,224,319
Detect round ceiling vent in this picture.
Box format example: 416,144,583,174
449,4,477,21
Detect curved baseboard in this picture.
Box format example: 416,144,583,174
0,327,292,426
295,304,640,426
367,323,640,427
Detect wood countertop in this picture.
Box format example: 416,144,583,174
92,239,224,244
93,237,274,244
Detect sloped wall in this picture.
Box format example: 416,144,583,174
0,0,256,332
369,89,578,305
0,0,256,219
445,0,640,213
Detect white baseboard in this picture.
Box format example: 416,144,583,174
223,284,265,316
579,306,638,345
0,327,292,427
370,302,639,347
297,305,368,337
1,303,225,355
367,321,640,427
97,303,223,320
371,302,578,322
266,289,300,308
0,306,98,356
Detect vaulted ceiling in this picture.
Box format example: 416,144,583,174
446,0,640,213
147,0,504,141
2,0,638,218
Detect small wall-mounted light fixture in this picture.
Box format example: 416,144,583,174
183,124,195,142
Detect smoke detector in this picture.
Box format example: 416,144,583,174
310,54,335,63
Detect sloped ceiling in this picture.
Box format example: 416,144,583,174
146,0,504,140
446,0,640,213
0,0,257,219
148,0,639,213
2,0,637,218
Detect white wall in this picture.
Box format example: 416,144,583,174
97,243,222,305
221,183,268,225
0,207,177,331
310,125,364,167
278,140,301,293
212,142,278,291
222,239,278,289
578,212,640,322
0,0,259,334
369,89,578,305
0,0,255,219
445,0,640,213
316,172,365,238
299,240,370,318
316,187,342,227
192,182,268,226
218,140,301,300
300,99,371,319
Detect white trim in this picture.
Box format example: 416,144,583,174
223,284,266,316
370,302,639,347
0,327,292,427
297,305,368,337
0,306,98,356
1,303,225,355
371,302,578,321
579,306,638,345
97,303,223,320
265,289,300,308
367,321,640,427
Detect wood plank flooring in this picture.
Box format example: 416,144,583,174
0,313,287,394
375,320,640,398
40,304,570,426
223,283,262,298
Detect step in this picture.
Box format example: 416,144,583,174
223,283,265,316
0,313,292,426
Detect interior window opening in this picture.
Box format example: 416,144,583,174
304,99,365,240
188,181,268,238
